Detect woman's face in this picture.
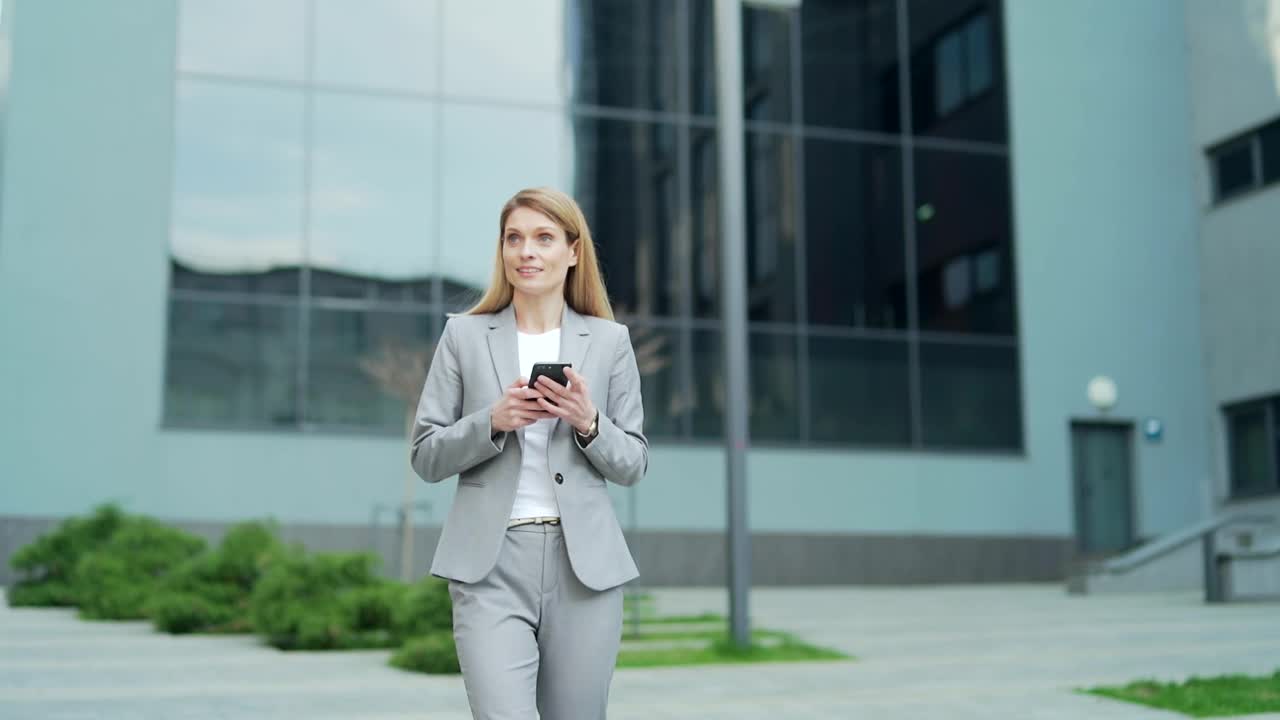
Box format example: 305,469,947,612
501,206,578,299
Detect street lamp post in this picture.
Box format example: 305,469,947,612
713,0,752,650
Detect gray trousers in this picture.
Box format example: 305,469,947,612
448,524,623,720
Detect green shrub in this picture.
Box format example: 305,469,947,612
75,518,206,620
149,521,282,634
340,582,407,633
7,504,126,607
393,577,452,639
249,550,385,650
147,592,240,634
390,630,461,674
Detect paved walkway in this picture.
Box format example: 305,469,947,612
2,584,1278,719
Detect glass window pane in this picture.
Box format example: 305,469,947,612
909,0,1007,143
934,31,965,116
746,131,799,323
965,13,993,96
1228,405,1272,497
623,324,685,439
172,82,305,297
1214,140,1257,200
1259,122,1280,186
805,139,906,329
801,0,900,133
691,0,717,117
164,299,299,427
310,93,436,301
178,0,306,82
744,6,793,123
306,309,437,431
570,117,680,317
920,341,1021,449
442,1,569,106
437,104,569,306
314,0,439,93
691,330,801,442
692,129,720,317
572,0,679,112
808,334,910,445
914,148,1015,334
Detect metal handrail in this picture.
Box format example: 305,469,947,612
1094,513,1276,575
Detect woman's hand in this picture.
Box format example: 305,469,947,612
534,367,597,434
490,377,556,433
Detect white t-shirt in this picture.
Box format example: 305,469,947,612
510,328,562,520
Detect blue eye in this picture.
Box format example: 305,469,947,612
539,234,553,242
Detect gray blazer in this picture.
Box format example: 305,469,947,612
410,303,647,591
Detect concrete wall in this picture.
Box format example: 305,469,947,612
1185,0,1280,515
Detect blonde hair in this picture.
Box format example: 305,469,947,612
463,187,614,321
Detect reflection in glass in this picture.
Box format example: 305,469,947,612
172,81,305,293
691,130,720,317
744,5,793,122
914,148,1013,334
571,116,679,316
572,0,678,112
908,0,1006,142
438,104,568,297
306,309,437,431
442,0,568,105
622,324,685,439
164,299,299,426
171,261,300,297
691,331,801,441
804,138,905,328
691,0,717,116
310,93,435,296
919,341,1020,449
808,334,910,445
314,0,438,93
801,0,900,133
178,0,306,82
746,131,798,322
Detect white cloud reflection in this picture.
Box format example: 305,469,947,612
172,0,579,290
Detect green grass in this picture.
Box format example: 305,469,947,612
622,627,785,643
1085,671,1280,717
617,633,849,668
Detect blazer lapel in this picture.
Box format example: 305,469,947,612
486,305,522,450
555,304,593,436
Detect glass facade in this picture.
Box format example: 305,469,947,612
165,0,1020,451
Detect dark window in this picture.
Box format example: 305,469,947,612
691,330,802,442
571,0,679,112
305,309,436,431
571,116,680,317
801,0,900,133
164,299,300,427
1226,402,1276,498
914,148,1015,334
1261,120,1280,185
692,129,720,318
919,341,1020,449
808,335,911,446
624,324,685,440
1212,139,1258,201
804,139,906,329
746,130,799,322
743,5,793,123
909,0,1006,142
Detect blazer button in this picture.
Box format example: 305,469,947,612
554,472,564,484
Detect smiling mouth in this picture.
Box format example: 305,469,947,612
517,268,542,275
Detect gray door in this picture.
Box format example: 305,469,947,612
1071,422,1135,556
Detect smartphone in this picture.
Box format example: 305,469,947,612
528,362,571,389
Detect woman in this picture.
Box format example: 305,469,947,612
410,186,647,719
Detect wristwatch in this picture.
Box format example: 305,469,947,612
576,411,599,444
